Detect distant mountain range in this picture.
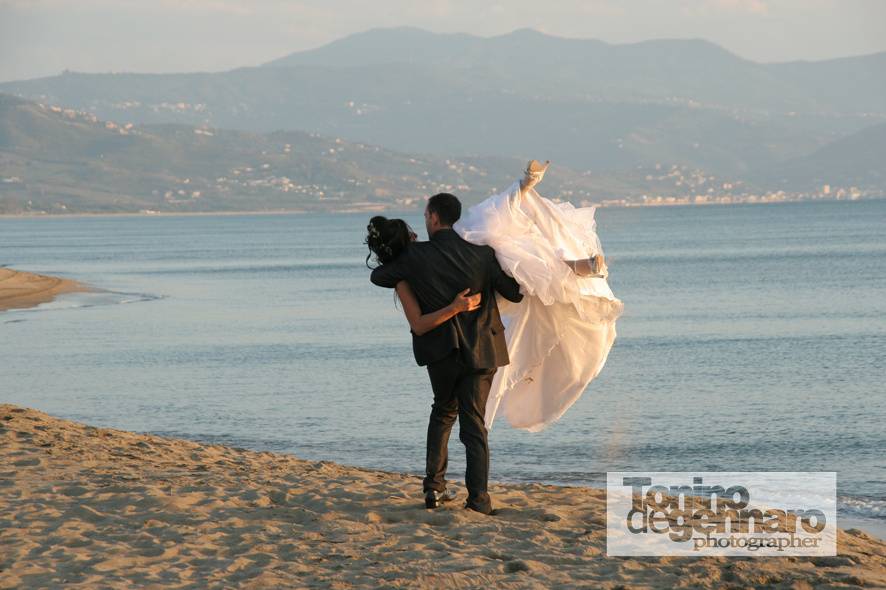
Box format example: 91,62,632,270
265,27,886,114
0,27,884,213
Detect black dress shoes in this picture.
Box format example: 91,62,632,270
424,487,458,509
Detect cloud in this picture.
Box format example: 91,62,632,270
709,0,769,15
0,0,256,13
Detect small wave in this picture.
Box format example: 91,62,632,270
114,293,166,306
7,290,164,313
71,291,165,309
839,495,886,520
137,261,359,275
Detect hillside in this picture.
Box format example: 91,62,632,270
2,28,884,179
2,93,721,214
767,122,886,189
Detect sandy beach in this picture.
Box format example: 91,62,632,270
0,268,90,312
1,404,883,589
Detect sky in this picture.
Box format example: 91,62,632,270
1,0,885,83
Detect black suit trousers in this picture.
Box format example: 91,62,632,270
422,351,496,513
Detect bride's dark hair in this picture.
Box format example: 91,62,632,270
365,216,414,268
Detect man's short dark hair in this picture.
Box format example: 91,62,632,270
427,193,462,226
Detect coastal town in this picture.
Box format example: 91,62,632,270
1,99,882,215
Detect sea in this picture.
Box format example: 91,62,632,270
2,199,884,535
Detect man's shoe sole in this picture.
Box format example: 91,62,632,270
425,490,457,509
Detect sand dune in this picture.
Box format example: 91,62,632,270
1,404,883,589
0,268,89,311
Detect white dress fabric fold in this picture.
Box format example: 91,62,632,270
454,181,624,432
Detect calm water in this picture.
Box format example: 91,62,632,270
2,200,885,526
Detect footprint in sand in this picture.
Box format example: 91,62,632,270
505,559,532,573
60,536,93,548
382,511,409,524
266,489,290,505
422,511,457,527
517,507,562,522
135,542,167,558
12,457,42,467
57,485,91,497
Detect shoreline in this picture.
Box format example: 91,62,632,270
2,404,884,588
0,195,882,219
0,267,91,312
0,209,313,220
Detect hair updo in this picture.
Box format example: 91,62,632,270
365,216,414,268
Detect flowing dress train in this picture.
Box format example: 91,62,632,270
454,181,624,432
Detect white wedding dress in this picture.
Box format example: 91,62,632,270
454,180,624,432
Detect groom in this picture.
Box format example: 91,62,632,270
370,192,523,515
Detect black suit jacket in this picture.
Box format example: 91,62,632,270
370,228,523,368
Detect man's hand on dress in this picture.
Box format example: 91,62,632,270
593,254,608,279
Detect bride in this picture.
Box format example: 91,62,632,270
366,161,623,432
